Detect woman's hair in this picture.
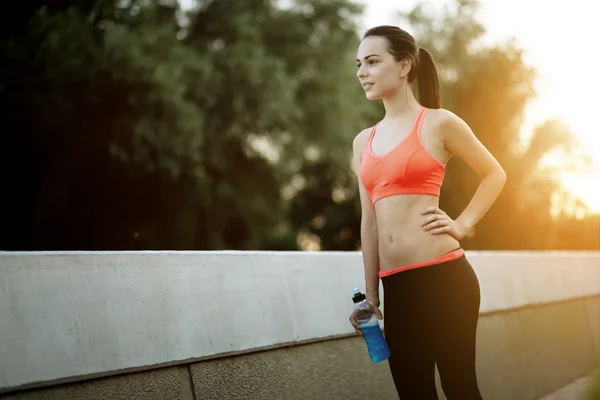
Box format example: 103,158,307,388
363,25,442,108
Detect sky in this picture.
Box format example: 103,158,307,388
180,0,600,213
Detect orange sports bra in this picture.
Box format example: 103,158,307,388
359,107,446,205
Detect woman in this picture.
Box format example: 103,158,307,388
348,25,506,399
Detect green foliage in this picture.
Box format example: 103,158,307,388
0,0,376,250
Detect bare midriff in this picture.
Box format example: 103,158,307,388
374,193,460,272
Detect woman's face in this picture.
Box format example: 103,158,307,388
356,36,408,100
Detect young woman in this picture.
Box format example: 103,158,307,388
349,25,506,399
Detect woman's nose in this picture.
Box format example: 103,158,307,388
357,66,366,78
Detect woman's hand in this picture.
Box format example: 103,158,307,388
420,207,469,241
349,297,383,336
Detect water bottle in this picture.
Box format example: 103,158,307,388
352,287,391,363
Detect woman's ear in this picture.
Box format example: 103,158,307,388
399,58,412,78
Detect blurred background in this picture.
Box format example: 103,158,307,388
1,0,598,251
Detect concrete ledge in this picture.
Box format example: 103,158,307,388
3,298,598,400
585,297,600,364
537,369,600,400
520,300,599,397
0,250,599,393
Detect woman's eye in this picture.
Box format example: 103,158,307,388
357,60,377,68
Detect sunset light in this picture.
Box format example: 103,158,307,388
362,0,600,214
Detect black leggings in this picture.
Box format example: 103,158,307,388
382,255,483,399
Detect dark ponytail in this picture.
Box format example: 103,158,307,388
363,26,442,109
416,47,442,109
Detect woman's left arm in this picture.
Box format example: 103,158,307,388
421,110,507,240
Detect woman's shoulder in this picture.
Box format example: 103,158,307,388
424,107,471,138
352,126,374,152
424,108,475,148
350,126,376,170
424,107,463,126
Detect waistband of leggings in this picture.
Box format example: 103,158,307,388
378,248,465,279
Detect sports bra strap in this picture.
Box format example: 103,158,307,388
365,121,381,150
368,121,380,140
413,106,428,134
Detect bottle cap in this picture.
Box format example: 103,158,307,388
352,287,366,303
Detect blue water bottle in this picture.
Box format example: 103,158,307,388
352,287,391,362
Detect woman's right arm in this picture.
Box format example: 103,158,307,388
351,131,382,311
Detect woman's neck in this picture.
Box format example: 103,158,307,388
382,85,421,120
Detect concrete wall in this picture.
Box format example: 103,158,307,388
0,251,599,399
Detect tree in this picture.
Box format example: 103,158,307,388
1,0,595,251
399,0,598,250
0,0,377,250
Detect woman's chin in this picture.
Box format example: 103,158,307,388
364,91,380,100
